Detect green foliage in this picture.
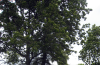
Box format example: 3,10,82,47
79,24,100,65
91,62,100,65
0,0,91,65
78,63,84,65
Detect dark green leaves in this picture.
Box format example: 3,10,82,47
0,0,91,65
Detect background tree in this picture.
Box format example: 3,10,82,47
79,24,100,65
0,0,91,65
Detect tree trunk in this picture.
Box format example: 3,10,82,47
26,58,30,65
26,46,31,65
41,52,47,65
26,2,31,65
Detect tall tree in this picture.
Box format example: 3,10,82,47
0,0,91,65
79,24,100,65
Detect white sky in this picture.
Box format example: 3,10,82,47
1,0,100,65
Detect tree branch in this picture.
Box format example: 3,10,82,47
14,47,26,57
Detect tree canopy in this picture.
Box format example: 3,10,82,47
91,62,100,65
0,0,91,65
79,24,100,65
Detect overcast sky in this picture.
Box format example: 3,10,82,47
1,0,100,65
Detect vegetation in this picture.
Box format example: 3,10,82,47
78,63,84,65
0,0,91,65
79,25,100,65
91,62,100,65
